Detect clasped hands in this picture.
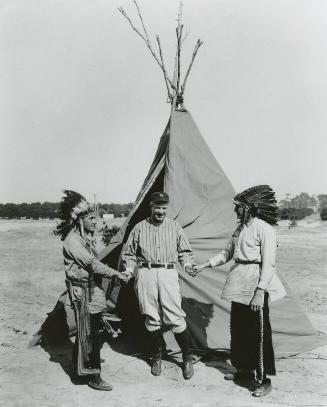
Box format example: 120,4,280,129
118,270,134,284
185,262,209,278
119,265,206,282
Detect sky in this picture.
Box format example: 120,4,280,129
1,0,327,204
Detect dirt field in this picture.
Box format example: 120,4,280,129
0,220,326,407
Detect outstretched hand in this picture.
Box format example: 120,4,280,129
118,271,133,284
184,265,194,276
188,264,206,277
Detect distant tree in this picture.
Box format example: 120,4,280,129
0,201,132,219
289,193,317,210
41,202,58,219
101,224,120,246
2,203,20,219
279,192,292,209
122,203,133,217
98,202,133,218
320,207,327,221
18,203,30,218
317,195,327,211
280,207,314,220
279,199,290,209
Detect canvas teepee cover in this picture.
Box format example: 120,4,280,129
100,109,326,356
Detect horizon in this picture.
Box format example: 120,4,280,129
0,190,326,205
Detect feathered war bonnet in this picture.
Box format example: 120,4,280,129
54,190,95,240
233,185,279,225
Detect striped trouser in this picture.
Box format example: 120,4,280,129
134,267,186,334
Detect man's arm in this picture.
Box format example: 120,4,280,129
191,238,234,277
176,225,193,271
64,235,126,280
208,238,234,267
250,223,277,311
121,226,138,274
257,223,277,290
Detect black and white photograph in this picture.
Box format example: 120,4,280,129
1,1,327,406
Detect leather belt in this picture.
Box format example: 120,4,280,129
139,262,175,269
235,260,261,265
68,279,97,288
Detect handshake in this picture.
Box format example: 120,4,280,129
185,263,208,278
118,261,210,281
117,269,134,284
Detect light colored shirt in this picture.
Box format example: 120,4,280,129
209,217,286,304
122,217,193,273
64,231,116,313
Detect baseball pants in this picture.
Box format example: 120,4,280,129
134,267,186,334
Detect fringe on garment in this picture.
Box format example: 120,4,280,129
230,293,276,379
67,280,100,376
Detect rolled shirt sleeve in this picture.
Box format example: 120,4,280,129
177,225,194,268
121,226,138,273
209,238,235,267
257,223,277,290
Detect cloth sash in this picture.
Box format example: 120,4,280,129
66,279,100,376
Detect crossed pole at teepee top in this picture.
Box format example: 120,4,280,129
118,0,203,112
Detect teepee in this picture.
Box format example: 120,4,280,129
100,1,325,356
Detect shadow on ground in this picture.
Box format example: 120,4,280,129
40,338,89,385
201,351,260,393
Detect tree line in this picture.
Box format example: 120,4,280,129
0,202,134,219
1,193,327,220
279,193,327,221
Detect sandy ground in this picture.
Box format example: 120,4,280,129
0,219,327,407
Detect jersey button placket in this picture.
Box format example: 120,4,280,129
155,227,160,263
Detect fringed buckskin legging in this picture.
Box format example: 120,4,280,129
230,293,276,380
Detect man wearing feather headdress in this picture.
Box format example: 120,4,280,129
193,185,286,397
54,190,128,391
